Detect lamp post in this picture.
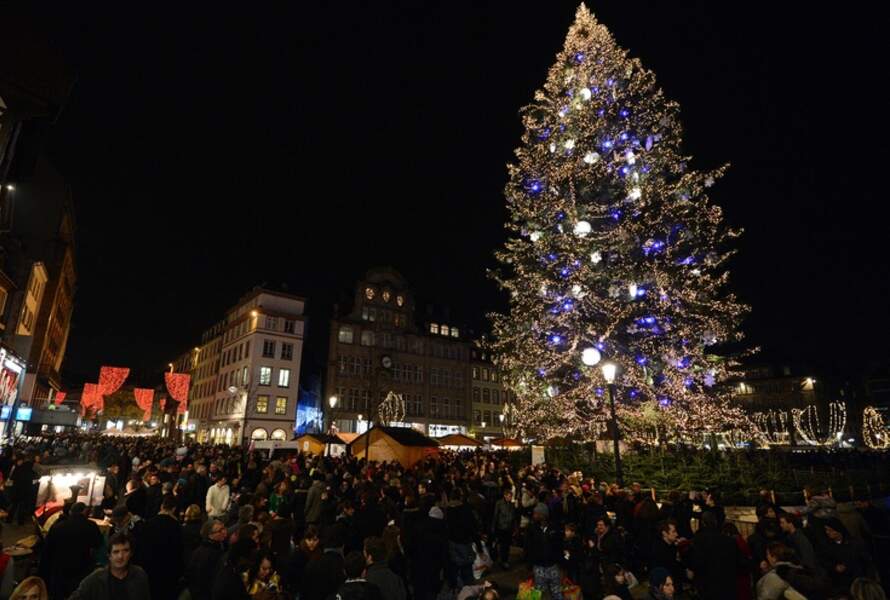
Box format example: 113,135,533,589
328,395,338,433
499,412,505,435
601,361,624,487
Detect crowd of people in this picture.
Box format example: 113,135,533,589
0,432,885,600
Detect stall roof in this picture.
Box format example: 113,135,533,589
490,437,523,448
436,433,483,447
295,433,342,444
349,426,439,448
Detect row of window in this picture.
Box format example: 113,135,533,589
364,287,404,306
474,410,499,426
429,367,464,388
222,314,297,346
472,387,508,405
192,393,290,419
222,341,250,367
262,339,294,360
337,326,467,360
250,427,289,441
429,323,460,338
361,306,406,327
472,366,500,382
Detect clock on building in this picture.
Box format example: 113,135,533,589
365,287,375,300
381,355,393,369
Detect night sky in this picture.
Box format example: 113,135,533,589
19,2,887,386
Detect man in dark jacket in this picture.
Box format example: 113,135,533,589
821,517,874,595
39,502,103,599
5,455,36,525
491,488,516,569
446,488,479,589
143,471,164,519
334,551,383,600
364,536,407,600
592,516,624,567
210,537,255,600
305,471,327,525
186,519,228,600
524,503,563,600
69,532,151,600
687,512,739,600
303,522,347,600
410,507,448,600
651,519,685,587
140,494,184,600
779,513,819,572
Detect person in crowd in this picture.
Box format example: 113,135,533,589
302,522,346,600
69,532,151,600
334,550,383,600
755,542,812,600
364,536,407,600
206,473,231,519
186,518,228,600
723,522,754,600
524,502,563,600
651,519,685,587
5,454,37,526
212,536,257,600
182,503,206,563
409,506,448,600
778,512,819,572
850,577,887,600
243,550,282,598
490,487,516,570
821,517,875,595
446,487,479,590
648,567,675,600
593,516,625,566
39,501,103,599
140,493,184,600
687,511,739,600
600,563,633,600
304,471,327,526
9,576,48,600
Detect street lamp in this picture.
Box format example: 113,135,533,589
601,361,624,487
328,396,338,433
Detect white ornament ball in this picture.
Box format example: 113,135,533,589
530,231,542,242
547,385,559,398
628,283,638,299
581,347,602,366
549,143,557,153
571,284,586,299
625,150,636,165
564,139,576,150
628,187,642,201
583,152,600,165
573,220,591,237
579,87,592,101
591,251,602,264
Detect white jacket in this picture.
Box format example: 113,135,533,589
206,482,230,517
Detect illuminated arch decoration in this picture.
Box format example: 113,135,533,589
377,390,405,426
81,383,102,413
165,372,191,414
863,406,890,450
134,388,155,422
792,402,846,446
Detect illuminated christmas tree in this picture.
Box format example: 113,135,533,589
489,5,748,440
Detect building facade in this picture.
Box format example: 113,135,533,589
183,289,306,445
326,267,482,437
729,365,823,410
470,347,515,439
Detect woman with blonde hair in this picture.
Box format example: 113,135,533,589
10,576,48,600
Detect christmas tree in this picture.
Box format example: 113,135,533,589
489,5,748,441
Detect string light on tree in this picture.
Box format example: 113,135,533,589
487,4,748,440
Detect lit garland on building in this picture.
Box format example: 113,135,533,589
792,401,846,446
488,5,749,440
377,390,406,426
862,406,890,450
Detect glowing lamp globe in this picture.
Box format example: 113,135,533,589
601,362,618,384
581,347,602,366
573,221,592,237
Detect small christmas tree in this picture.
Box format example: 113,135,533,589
489,5,748,441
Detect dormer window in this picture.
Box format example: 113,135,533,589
396,295,404,307
430,323,439,335
382,290,391,302
441,325,450,337
451,328,459,338
365,287,375,300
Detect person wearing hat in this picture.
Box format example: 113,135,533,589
648,567,675,600
524,502,563,600
821,517,875,595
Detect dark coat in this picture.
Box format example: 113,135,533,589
140,512,184,600
446,502,479,544
366,562,407,600
651,538,684,585
524,522,562,567
303,549,346,600
39,513,103,600
186,540,225,600
334,579,384,600
182,520,204,564
593,527,625,567
144,483,163,518
68,565,151,600
409,516,448,585
687,528,739,600
211,560,251,600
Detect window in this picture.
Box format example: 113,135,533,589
441,325,450,337
263,340,276,358
338,326,354,344
430,368,439,386
484,410,492,424
394,314,404,328
472,367,479,380
251,428,268,440
278,368,291,388
245,342,250,358
275,396,288,415
242,367,249,386
270,428,288,441
492,370,499,383
492,389,500,404
256,395,269,413
407,394,423,417
430,323,439,335
259,367,272,386
475,410,482,425
284,320,295,334
362,306,377,322
396,336,406,352
382,333,393,348
482,368,490,382
361,331,375,347
264,316,279,330
451,328,459,338
473,388,481,402
281,343,294,360
482,389,491,403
